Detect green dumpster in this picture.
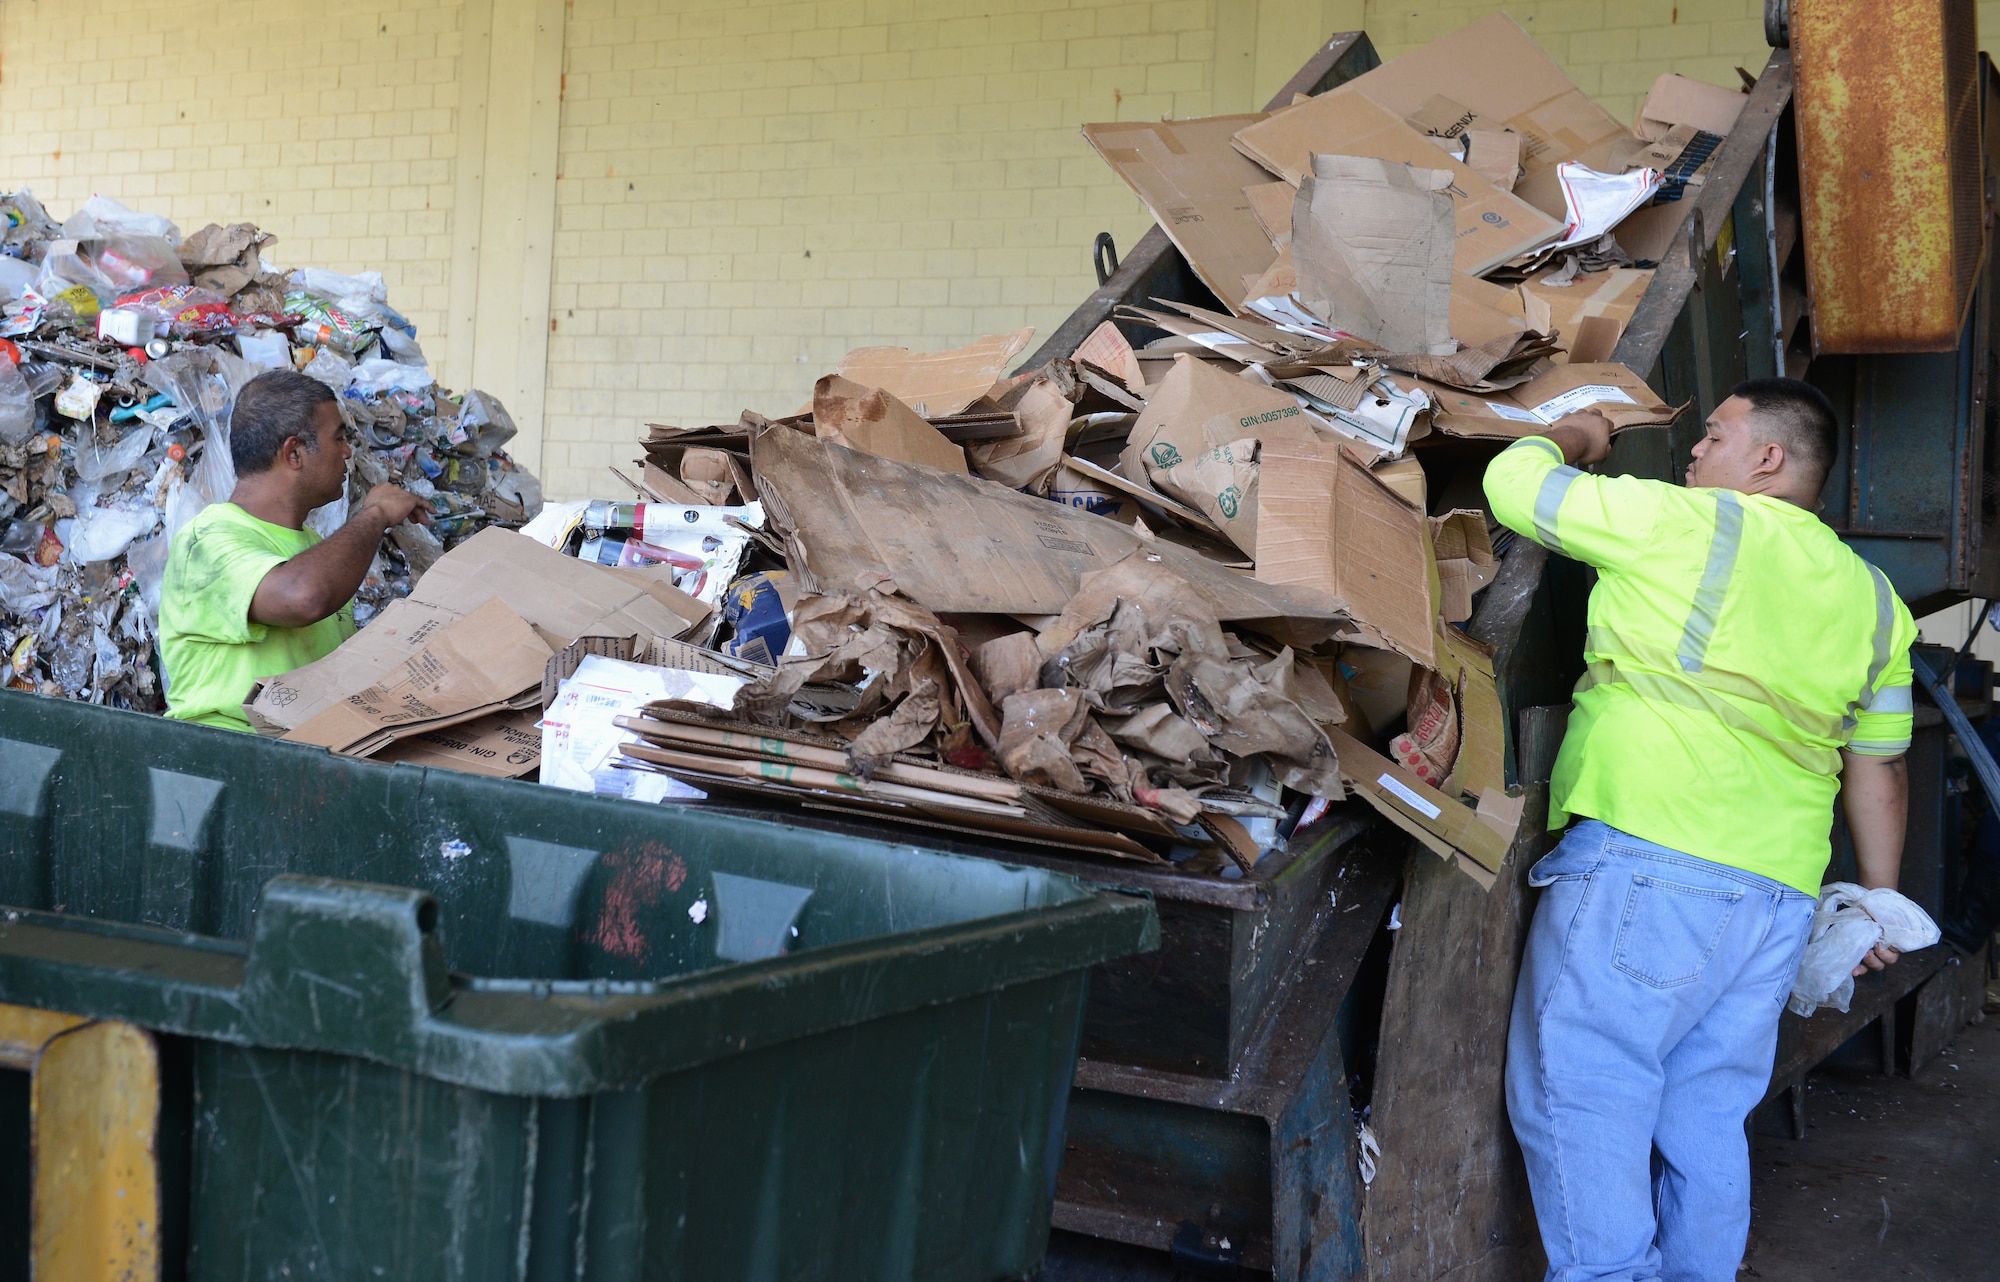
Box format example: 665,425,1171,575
0,689,1157,1280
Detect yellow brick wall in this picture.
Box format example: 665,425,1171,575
0,0,465,352
1,1,1981,499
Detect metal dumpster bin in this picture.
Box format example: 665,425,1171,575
0,689,1157,1281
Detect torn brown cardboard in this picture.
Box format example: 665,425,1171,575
1082,114,1279,314
812,374,969,475
284,597,554,756
1070,320,1146,392
1120,352,1318,482
1435,623,1505,801
245,598,463,735
373,708,544,778
1431,511,1496,624
1255,438,1441,666
751,423,1345,642
1230,89,1562,275
1452,273,1531,348
1329,13,1629,223
639,460,710,506
1520,267,1654,363
1244,180,1296,249
1635,73,1748,143
834,329,1034,418
965,374,1070,492
1340,644,1416,736
1325,723,1510,872
408,526,709,646
1047,459,1142,526
1292,154,1456,355
1409,361,1679,439
1427,126,1524,192
1055,454,1216,531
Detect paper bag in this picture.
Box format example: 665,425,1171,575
1145,437,1262,557
1119,352,1316,483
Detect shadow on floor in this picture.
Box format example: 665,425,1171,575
1745,1006,1999,1280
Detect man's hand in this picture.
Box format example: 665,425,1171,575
1855,941,1901,976
1543,410,1613,468
358,483,430,527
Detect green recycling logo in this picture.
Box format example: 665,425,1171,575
1217,485,1241,519
1150,442,1184,468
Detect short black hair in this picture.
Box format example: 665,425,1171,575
1728,377,1838,485
230,370,336,475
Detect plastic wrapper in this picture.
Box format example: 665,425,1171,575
0,359,34,443
0,257,36,302
65,504,158,564
62,196,181,246
456,389,518,456
85,237,188,292
1788,883,1943,1016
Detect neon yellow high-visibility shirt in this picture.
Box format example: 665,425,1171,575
1484,436,1916,893
160,502,354,733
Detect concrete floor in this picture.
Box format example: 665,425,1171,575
1038,1002,1999,1281
1743,1005,1999,1281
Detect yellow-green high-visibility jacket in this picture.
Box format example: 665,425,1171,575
1484,436,1917,893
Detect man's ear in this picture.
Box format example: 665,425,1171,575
280,435,308,471
1753,439,1786,479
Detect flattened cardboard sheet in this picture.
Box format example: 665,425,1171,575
834,329,1034,417
1230,89,1561,275
1082,114,1280,314
752,423,1344,643
1254,438,1440,666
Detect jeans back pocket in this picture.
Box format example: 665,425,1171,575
1613,873,1743,988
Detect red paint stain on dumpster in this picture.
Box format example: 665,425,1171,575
583,844,685,964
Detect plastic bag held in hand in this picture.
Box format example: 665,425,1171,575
1787,882,1941,1017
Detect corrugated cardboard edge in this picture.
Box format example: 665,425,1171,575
1326,723,1510,875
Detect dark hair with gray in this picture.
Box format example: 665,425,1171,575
230,370,337,474
1729,377,1838,486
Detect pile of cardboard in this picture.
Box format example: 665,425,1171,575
0,190,544,709
1085,15,1750,400
251,18,1757,885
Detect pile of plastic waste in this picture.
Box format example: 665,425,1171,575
0,190,542,707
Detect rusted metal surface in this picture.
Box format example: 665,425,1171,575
1792,0,1984,353
1614,47,1794,382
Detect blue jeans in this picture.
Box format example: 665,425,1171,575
1506,820,1817,1282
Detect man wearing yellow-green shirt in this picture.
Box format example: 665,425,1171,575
160,370,427,732
1484,378,1913,1282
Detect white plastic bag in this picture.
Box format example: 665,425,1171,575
65,504,159,564
1552,162,1663,249
0,257,37,302
1788,882,1941,1016
61,194,182,247
347,357,431,396
286,267,386,305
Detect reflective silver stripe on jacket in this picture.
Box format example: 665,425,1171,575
1576,660,1843,774
1849,564,1898,718
1858,684,1913,715
1532,465,1582,555
1677,491,1744,674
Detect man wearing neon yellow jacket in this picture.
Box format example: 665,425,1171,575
1484,378,1913,1282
